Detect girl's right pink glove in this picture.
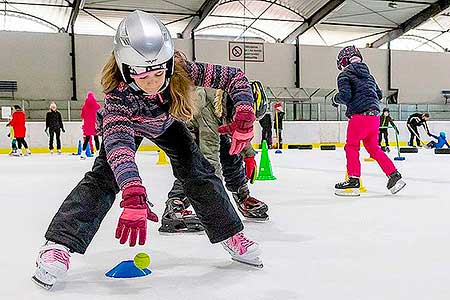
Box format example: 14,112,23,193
218,104,255,155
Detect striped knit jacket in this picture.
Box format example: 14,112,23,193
102,60,254,191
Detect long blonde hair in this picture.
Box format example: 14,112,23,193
100,51,195,121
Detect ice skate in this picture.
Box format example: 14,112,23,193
335,176,360,196
158,197,205,235
57,150,62,155
24,149,31,156
232,185,269,222
32,241,70,290
80,153,86,160
10,150,21,157
50,150,54,155
221,232,263,268
387,170,406,194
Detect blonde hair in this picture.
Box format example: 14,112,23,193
49,102,57,111
100,51,195,121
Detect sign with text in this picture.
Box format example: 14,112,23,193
2,106,11,119
229,42,264,62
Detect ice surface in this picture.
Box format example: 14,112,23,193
1,148,450,300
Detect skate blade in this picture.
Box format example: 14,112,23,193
231,257,264,269
390,180,406,195
244,216,269,223
158,230,205,236
335,188,360,197
31,275,53,290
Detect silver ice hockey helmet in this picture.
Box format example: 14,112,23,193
113,10,175,92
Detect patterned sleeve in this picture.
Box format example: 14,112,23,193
185,61,253,109
335,73,352,105
102,91,142,190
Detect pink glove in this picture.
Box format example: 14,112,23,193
218,104,255,155
115,185,159,247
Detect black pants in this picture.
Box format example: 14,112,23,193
16,137,28,149
261,127,272,147
168,135,247,201
82,135,100,152
49,129,61,150
408,124,420,146
378,129,389,147
45,121,243,254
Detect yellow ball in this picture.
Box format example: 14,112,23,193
133,252,150,269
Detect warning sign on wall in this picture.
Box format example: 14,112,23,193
229,42,264,62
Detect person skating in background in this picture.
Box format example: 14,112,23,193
259,111,272,148
7,126,18,156
407,112,430,147
7,105,31,156
80,91,101,158
33,11,262,291
378,107,398,152
426,132,449,149
273,102,285,149
45,102,65,155
160,86,269,234
332,45,405,196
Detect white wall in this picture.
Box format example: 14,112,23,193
2,121,449,149
256,121,450,145
1,30,450,106
195,39,296,87
299,45,389,92
0,31,71,100
391,50,450,104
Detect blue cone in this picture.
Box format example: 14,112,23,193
105,260,151,279
85,143,93,157
75,140,82,155
394,156,406,161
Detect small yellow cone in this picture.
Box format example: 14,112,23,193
364,157,375,162
156,149,169,165
344,171,367,193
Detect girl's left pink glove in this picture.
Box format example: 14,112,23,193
218,104,255,155
115,185,159,247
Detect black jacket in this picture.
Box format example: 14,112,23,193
334,62,382,118
407,113,429,132
46,111,64,131
379,114,397,131
274,111,285,130
259,113,272,130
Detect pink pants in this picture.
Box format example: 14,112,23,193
345,114,396,178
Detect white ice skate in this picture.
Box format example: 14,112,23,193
221,232,263,268
32,242,70,290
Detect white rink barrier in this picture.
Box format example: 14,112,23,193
1,121,450,150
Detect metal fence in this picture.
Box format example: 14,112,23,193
272,100,450,122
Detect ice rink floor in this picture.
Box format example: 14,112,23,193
1,148,450,300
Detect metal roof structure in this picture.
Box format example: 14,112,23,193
1,0,450,51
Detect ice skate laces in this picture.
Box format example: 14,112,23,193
41,248,70,271
228,233,255,255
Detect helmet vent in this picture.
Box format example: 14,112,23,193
121,36,131,46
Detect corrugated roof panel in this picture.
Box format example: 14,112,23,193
84,0,203,14
326,0,430,27
1,1,71,31
75,10,192,36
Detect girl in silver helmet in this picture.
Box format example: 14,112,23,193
33,10,262,290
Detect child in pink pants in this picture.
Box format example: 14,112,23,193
332,46,406,196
